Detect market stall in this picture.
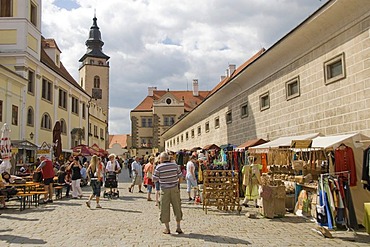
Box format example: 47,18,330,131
248,132,370,227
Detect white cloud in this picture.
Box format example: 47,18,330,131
41,0,327,135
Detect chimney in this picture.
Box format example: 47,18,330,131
192,79,199,96
148,86,157,96
227,64,236,77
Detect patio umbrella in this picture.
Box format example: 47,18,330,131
0,123,12,173
53,121,62,160
72,144,94,156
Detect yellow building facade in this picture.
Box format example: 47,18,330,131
0,0,109,166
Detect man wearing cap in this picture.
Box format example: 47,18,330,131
36,155,55,203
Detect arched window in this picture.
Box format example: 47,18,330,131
41,113,52,130
27,107,34,126
60,119,67,135
94,76,100,88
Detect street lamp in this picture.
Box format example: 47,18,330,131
29,132,34,140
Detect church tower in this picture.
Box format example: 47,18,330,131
79,14,110,147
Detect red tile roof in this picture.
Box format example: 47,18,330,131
109,134,129,148
132,90,210,112
40,38,87,95
42,38,62,52
208,48,266,98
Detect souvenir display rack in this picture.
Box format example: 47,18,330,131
202,170,242,214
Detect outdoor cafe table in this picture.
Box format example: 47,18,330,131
5,182,43,210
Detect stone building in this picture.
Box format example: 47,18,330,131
163,0,370,151
130,81,210,157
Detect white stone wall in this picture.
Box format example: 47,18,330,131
165,10,370,151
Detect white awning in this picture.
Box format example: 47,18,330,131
249,133,321,153
311,133,367,149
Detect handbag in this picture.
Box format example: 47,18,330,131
146,171,153,179
33,171,43,182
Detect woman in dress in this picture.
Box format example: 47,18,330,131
143,156,155,201
68,156,83,199
86,155,105,208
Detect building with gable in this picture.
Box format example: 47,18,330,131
130,80,210,157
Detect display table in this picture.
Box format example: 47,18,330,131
364,203,370,234
202,170,241,214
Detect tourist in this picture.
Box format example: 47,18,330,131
105,154,120,193
68,156,83,199
80,162,88,186
143,156,155,201
152,152,183,234
186,153,198,201
154,155,161,207
86,155,104,209
35,155,55,203
128,156,144,193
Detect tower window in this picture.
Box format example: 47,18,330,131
94,76,100,88
0,0,12,17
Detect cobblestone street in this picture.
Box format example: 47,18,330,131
1,169,369,246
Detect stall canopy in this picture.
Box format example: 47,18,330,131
311,133,367,149
236,138,267,151
249,133,321,153
203,144,220,151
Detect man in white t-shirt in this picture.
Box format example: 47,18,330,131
186,153,198,201
128,156,144,193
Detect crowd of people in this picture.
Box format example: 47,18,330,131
1,150,214,234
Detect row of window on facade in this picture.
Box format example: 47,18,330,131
0,0,37,25
0,101,104,138
166,53,346,148
27,70,87,117
141,115,175,128
88,123,105,140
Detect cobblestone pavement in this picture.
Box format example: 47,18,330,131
1,168,369,246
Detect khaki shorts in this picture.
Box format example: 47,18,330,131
160,187,183,224
132,175,143,186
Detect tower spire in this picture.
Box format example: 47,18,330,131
79,14,110,62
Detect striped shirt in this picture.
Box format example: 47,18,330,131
152,161,182,189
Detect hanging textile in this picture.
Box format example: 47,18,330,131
334,145,357,186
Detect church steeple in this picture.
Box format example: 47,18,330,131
79,14,110,62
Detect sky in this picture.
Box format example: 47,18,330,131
41,0,328,135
